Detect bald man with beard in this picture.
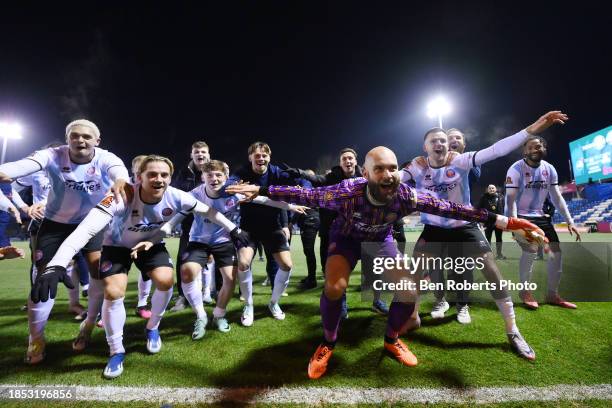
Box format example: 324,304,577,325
227,146,545,379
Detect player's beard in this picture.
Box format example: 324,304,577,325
367,177,400,205
527,151,544,163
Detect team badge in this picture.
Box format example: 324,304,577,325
34,250,44,261
162,208,173,216
87,166,96,175
226,198,235,208
100,261,113,273
445,169,455,178
542,170,549,177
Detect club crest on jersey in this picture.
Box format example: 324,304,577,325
445,169,456,178
87,166,96,175
542,170,549,177
100,261,112,273
34,250,44,261
162,208,173,216
226,198,236,208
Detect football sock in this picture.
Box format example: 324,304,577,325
28,298,54,341
146,288,173,330
519,250,536,285
495,296,519,334
385,301,415,339
84,278,104,327
238,269,253,305
182,279,206,320
320,292,343,343
547,251,563,297
271,267,291,303
137,274,152,308
202,262,212,299
102,297,126,355
67,264,80,306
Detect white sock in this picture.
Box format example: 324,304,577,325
28,298,54,341
137,274,152,307
495,296,519,334
102,297,126,356
519,251,536,285
202,264,211,298
182,279,206,320
84,278,104,327
213,306,226,318
271,267,291,303
67,264,80,306
547,251,563,297
238,269,253,305
146,288,173,330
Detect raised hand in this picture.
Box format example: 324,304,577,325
526,111,569,135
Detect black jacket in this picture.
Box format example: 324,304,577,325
477,192,504,215
171,160,204,233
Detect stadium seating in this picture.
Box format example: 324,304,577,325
553,198,612,224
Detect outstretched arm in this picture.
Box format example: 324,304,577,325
0,158,43,182
474,111,568,166
549,185,581,241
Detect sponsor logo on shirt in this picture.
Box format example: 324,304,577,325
162,208,173,216
425,182,457,193
131,210,139,216
354,221,389,234
128,221,164,232
65,180,101,192
525,181,547,189
99,195,114,208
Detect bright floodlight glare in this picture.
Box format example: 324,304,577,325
426,96,452,119
0,122,23,139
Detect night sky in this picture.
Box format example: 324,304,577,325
1,2,610,194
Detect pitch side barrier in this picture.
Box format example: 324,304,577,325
360,242,612,303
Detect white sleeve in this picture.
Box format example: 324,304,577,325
101,152,129,182
46,208,113,268
0,158,43,179
400,168,413,183
549,185,573,224
505,187,518,218
10,188,27,209
0,190,11,211
192,200,237,232
473,130,530,166
251,195,298,211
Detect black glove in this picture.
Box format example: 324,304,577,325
280,163,304,179
230,227,250,249
31,265,75,303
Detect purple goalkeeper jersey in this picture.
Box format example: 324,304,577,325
266,177,493,241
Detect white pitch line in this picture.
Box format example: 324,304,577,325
2,384,612,404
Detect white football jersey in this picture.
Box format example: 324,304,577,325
188,185,240,245
27,146,126,223
505,159,558,217
16,170,51,204
97,185,197,248
401,152,476,228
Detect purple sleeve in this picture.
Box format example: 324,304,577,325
266,178,364,211
399,184,495,224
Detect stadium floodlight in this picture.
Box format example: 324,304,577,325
426,96,452,128
0,121,23,164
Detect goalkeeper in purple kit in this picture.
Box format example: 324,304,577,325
227,146,546,379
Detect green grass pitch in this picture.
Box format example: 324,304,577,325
0,231,611,406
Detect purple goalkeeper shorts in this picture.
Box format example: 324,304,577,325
327,232,399,271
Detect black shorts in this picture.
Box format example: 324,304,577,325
244,229,290,254
99,244,173,281
414,223,492,257
520,215,559,243
34,218,106,269
181,241,237,268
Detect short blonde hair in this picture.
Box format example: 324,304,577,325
248,141,271,156
139,155,175,176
